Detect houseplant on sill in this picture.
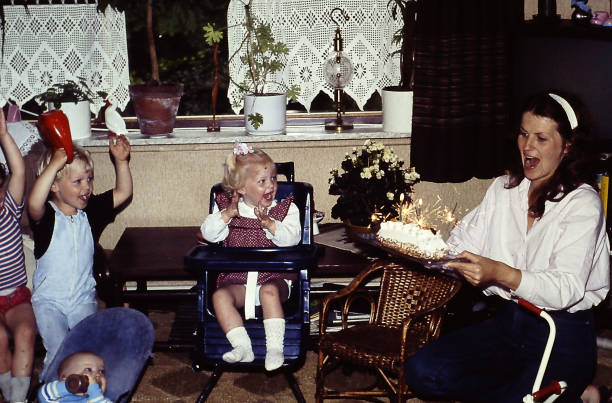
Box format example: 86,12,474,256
204,0,300,135
328,139,420,237
97,0,183,136
382,0,417,134
35,79,107,140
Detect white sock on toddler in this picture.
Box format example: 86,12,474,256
264,318,285,371
0,371,11,401
9,375,30,403
223,326,254,363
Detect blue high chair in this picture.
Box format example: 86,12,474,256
184,181,317,403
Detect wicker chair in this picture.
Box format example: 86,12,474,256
315,260,462,403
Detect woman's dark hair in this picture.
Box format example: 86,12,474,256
506,90,598,218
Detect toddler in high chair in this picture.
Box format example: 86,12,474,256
200,141,301,371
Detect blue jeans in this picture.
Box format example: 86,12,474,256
405,299,597,403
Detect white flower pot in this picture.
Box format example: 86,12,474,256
243,93,286,135
48,100,92,140
382,87,413,134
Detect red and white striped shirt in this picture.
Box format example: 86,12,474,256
0,191,26,290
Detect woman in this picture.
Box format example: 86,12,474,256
404,91,610,403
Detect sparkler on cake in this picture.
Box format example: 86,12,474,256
375,194,456,260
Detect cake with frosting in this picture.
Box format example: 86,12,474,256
376,220,449,260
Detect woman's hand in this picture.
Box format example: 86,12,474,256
446,251,521,290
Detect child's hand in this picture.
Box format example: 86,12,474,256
221,191,241,222
50,148,68,170
254,202,274,230
109,134,131,162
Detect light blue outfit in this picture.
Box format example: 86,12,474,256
32,202,98,377
38,380,112,402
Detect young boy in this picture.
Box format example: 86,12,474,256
38,351,111,402
0,109,37,403
28,136,132,378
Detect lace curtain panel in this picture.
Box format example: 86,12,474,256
0,4,130,114
227,0,402,113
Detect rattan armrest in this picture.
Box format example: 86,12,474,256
319,260,385,334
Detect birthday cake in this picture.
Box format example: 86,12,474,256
376,220,449,260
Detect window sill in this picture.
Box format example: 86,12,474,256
80,122,411,147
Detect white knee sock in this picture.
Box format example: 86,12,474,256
9,376,30,403
264,318,285,371
223,326,254,363
0,371,11,401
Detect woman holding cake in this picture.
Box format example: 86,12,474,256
404,91,610,403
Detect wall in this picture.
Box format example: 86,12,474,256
85,139,493,249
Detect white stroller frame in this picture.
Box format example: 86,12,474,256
520,298,568,403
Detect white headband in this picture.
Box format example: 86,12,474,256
548,93,578,130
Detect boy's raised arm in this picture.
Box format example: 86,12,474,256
28,149,67,222
0,109,25,205
109,135,132,207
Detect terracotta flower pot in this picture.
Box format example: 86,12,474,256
129,84,184,135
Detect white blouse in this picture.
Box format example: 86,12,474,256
447,176,610,312
200,198,302,246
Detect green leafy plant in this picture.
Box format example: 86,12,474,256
387,0,417,90
329,139,420,226
35,78,107,109
203,0,300,129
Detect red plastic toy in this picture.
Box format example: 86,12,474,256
37,110,74,163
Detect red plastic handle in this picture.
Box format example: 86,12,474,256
38,110,74,163
518,298,542,315
532,380,563,401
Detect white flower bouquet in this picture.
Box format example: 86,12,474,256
328,139,420,226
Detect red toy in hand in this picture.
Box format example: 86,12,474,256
38,110,74,163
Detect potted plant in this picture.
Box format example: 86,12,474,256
35,79,107,140
328,139,420,229
97,0,184,135
204,0,300,135
382,0,417,134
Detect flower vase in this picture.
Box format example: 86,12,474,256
344,220,375,242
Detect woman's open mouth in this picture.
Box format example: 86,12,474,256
524,156,539,170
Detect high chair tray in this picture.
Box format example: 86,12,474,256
184,244,318,272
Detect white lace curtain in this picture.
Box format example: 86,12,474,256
227,0,402,114
0,1,130,114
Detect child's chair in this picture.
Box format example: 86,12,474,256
38,307,155,402
184,180,317,403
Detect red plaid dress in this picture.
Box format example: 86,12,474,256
215,192,298,288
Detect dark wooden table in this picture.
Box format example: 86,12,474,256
107,224,377,303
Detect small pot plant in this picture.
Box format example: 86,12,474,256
35,78,105,108
97,0,184,135
382,0,417,133
387,0,417,92
203,0,300,133
35,78,107,140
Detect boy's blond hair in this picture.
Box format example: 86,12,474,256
222,149,274,192
37,145,94,180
